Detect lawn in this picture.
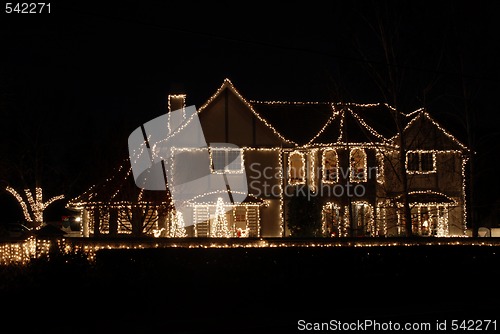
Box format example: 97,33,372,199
1,238,499,333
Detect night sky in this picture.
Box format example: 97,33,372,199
0,0,498,224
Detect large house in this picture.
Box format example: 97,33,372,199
67,78,470,238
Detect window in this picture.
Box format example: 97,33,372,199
406,151,435,174
233,206,246,222
407,152,419,171
322,149,338,183
421,153,434,171
350,148,367,182
288,151,305,184
210,148,244,173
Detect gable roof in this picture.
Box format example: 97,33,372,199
198,79,467,151
307,103,414,146
198,79,296,145
397,109,468,151
249,101,333,145
346,103,405,139
68,157,267,209
67,159,172,209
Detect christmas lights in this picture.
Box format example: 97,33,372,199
376,203,388,236
321,202,343,237
306,105,340,145
0,236,50,265
198,79,296,144
66,159,173,236
209,147,245,174
5,236,500,266
322,149,339,184
211,197,232,237
168,211,187,238
65,79,471,239
406,150,437,174
349,148,367,182
395,109,468,150
288,150,306,185
167,94,186,135
382,190,458,236
5,186,31,222
278,149,285,236
348,107,388,142
308,149,318,191
337,109,345,143
376,152,384,184
461,156,469,236
346,201,375,236
5,186,64,225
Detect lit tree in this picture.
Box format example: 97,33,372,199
0,76,75,229
168,211,187,238
211,197,231,238
5,186,64,227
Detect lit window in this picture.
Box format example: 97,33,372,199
288,151,305,184
322,149,338,183
350,148,367,182
210,148,244,173
406,151,436,174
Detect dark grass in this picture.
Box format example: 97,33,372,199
1,240,500,333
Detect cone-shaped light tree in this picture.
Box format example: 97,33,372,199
211,197,231,238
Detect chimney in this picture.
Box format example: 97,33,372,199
167,94,186,134
168,94,186,113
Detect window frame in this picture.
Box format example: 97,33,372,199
406,150,436,174
210,147,245,174
288,150,306,185
322,148,339,184
349,147,367,183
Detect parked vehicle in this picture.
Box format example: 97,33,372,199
4,223,33,239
